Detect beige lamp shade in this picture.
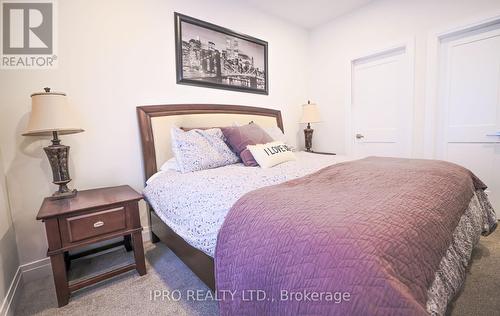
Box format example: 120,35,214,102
299,101,321,124
22,90,84,136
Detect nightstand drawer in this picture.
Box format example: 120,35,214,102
63,207,127,242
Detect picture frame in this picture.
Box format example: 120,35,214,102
174,12,269,95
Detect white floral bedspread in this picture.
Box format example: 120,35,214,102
143,152,350,257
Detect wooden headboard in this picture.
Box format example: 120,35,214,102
136,104,283,182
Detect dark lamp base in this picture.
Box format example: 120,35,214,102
304,126,314,152
44,131,78,200
49,188,77,200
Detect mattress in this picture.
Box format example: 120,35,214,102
143,152,350,256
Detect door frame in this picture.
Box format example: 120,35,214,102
345,39,415,157
424,12,500,158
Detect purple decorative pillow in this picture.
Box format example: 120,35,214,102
221,123,273,166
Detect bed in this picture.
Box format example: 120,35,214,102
137,104,497,315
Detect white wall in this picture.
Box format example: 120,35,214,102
4,0,500,270
0,147,20,312
0,0,308,265
308,0,500,156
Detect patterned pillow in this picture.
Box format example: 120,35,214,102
160,157,180,172
171,127,239,173
221,123,273,166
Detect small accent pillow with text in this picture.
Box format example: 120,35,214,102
171,127,239,173
247,141,296,168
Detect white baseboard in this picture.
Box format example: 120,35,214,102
142,225,151,242
0,266,23,316
20,257,52,283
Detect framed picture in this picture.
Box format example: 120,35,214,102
174,13,269,95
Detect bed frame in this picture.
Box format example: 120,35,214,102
136,104,284,290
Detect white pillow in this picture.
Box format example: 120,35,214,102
247,141,296,168
263,126,296,151
171,127,239,173
264,126,286,142
160,158,180,172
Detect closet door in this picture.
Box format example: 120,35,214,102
438,27,500,215
351,47,413,158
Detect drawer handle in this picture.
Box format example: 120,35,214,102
93,221,104,228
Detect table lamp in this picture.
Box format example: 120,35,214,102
299,101,321,152
22,88,84,199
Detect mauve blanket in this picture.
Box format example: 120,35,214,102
215,157,490,315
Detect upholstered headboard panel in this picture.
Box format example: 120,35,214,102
137,104,283,182
151,114,279,169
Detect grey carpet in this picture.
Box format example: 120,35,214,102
14,243,219,316
15,230,500,316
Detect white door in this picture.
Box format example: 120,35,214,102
351,47,413,158
438,26,500,215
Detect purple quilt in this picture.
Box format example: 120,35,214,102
215,157,491,315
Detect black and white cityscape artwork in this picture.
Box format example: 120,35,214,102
175,13,268,94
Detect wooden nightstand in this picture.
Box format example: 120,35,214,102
36,185,146,307
306,151,336,155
